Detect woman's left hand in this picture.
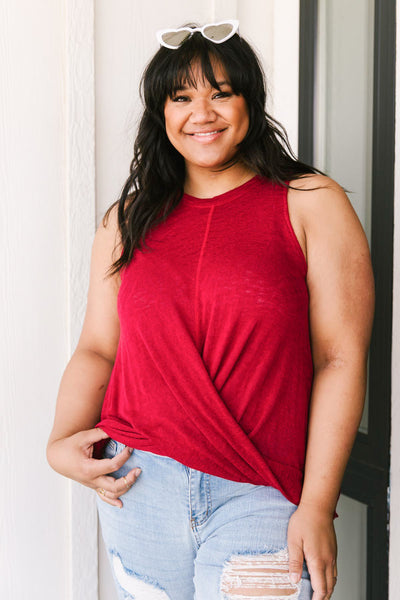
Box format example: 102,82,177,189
287,503,337,600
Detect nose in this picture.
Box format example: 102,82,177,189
189,98,217,124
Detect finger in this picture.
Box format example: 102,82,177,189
95,468,142,499
107,468,142,496
325,559,337,599
324,569,335,599
121,473,134,491
89,446,134,478
78,427,110,447
288,541,304,585
333,559,338,579
108,446,135,473
96,487,123,508
308,561,328,599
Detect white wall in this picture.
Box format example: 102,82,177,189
0,1,69,598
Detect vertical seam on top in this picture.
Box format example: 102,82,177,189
194,205,215,344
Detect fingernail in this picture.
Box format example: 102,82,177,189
134,468,142,476
289,573,300,584
127,447,133,453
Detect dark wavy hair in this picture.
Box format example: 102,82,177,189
106,26,321,274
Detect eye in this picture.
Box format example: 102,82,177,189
171,95,190,103
213,91,232,100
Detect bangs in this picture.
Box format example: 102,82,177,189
165,48,230,97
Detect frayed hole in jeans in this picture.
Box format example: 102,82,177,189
112,554,171,599
220,549,301,599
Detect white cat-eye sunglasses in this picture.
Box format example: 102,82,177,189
156,20,239,50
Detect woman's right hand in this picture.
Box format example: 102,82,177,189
47,427,141,507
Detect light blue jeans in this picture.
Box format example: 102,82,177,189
97,440,312,600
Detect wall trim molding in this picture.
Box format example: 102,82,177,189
66,1,97,598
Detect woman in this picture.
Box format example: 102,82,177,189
47,21,374,600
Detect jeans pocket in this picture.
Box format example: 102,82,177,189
103,438,118,459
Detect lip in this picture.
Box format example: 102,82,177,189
185,128,227,143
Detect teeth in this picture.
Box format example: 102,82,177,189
193,130,220,136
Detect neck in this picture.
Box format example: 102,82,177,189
184,163,256,199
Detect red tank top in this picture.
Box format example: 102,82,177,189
97,175,313,505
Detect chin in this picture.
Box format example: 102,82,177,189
189,155,235,170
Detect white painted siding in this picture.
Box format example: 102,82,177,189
0,1,69,598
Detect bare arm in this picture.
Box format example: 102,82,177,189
48,208,121,443
286,175,375,599
47,208,141,506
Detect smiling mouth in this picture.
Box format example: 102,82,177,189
189,129,224,136
185,128,227,142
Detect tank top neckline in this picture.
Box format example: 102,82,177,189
182,174,263,207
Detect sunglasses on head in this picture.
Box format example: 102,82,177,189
156,20,239,50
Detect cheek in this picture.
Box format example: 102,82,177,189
234,101,250,139
164,110,186,148
164,106,176,138
164,118,179,149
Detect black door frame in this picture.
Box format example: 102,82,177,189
298,1,395,598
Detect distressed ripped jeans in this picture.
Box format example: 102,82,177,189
97,440,312,600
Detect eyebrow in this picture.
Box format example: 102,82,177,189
175,80,231,91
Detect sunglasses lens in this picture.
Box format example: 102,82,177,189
161,30,192,48
203,23,234,42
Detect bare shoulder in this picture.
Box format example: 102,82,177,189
288,172,340,192
287,173,367,252
288,173,351,219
